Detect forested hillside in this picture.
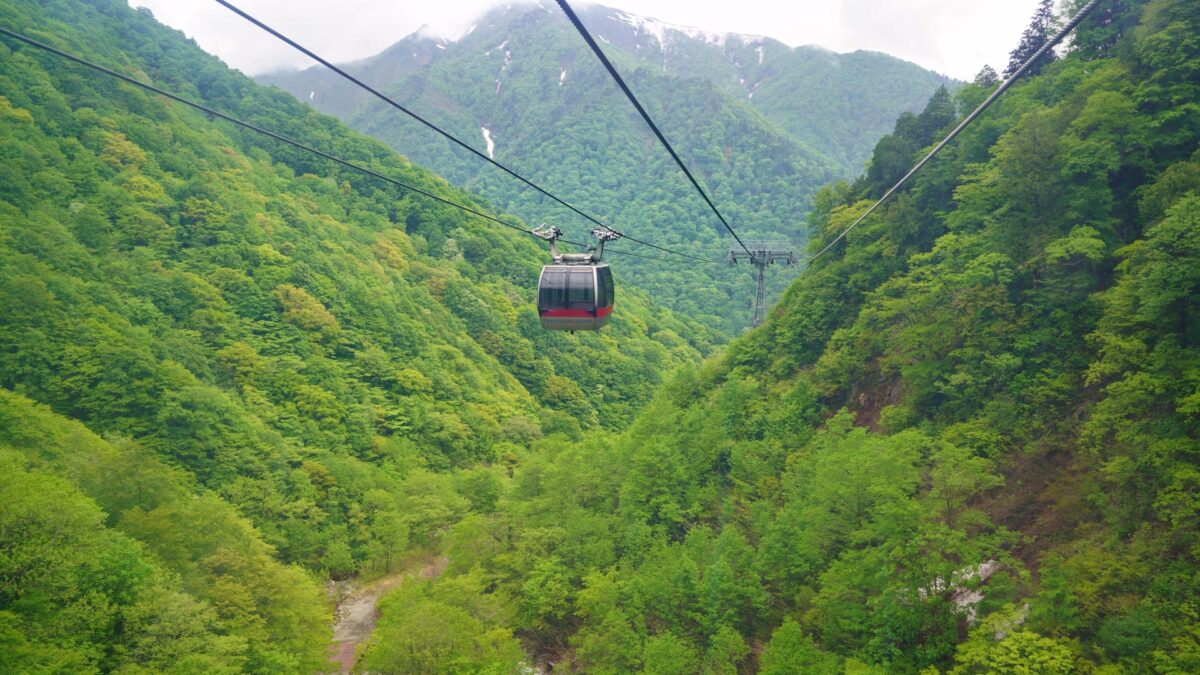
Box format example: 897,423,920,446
260,3,951,335
3,0,1199,672
345,0,1200,672
0,0,717,670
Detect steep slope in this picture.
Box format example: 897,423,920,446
567,5,955,171
0,392,332,672
747,47,956,171
259,3,950,335
263,4,951,173
0,0,721,668
350,0,1200,671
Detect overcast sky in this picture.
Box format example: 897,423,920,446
129,0,1041,80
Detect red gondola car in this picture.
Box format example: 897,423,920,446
533,225,618,331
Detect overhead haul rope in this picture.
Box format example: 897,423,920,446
555,0,755,260
215,0,719,265
0,27,612,252
805,0,1106,264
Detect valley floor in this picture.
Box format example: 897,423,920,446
329,556,449,673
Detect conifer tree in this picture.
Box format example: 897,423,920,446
1005,0,1057,77
974,65,1000,87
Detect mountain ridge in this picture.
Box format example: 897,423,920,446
258,2,952,334
260,2,953,173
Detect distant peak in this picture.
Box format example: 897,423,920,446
600,6,766,50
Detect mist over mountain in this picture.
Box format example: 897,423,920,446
265,4,950,173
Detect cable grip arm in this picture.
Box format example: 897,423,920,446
590,228,621,262
532,224,564,261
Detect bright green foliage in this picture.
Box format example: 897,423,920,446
3,0,1200,670
760,619,841,674
641,631,700,674
951,607,1081,674
953,631,1078,674
0,391,328,672
362,0,1200,672
359,573,524,674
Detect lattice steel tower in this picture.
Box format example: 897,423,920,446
727,241,797,327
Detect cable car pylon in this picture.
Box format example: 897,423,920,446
728,241,796,327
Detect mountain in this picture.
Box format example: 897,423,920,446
0,0,723,669
263,4,952,174
338,0,1200,671
8,0,1195,672
259,3,953,335
559,6,955,171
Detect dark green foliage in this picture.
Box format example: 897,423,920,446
1005,0,1058,78
864,85,957,197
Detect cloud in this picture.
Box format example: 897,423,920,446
131,0,511,74
588,0,1039,79
130,0,1040,79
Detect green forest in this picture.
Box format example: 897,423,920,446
2,0,1199,673
263,3,951,337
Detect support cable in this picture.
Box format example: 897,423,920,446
215,0,718,264
555,0,754,259
0,27,601,249
805,0,1105,264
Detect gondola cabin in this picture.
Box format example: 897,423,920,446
532,224,620,331
538,263,614,331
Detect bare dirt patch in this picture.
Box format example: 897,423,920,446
328,556,449,673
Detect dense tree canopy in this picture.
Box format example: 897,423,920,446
0,0,712,669
1,0,1198,672
263,4,953,336
355,0,1200,671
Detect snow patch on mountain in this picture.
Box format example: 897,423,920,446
610,9,764,51
481,127,495,158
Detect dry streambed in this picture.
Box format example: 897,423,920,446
328,557,449,673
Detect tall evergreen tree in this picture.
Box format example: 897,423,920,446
1069,0,1144,58
1005,0,1058,77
